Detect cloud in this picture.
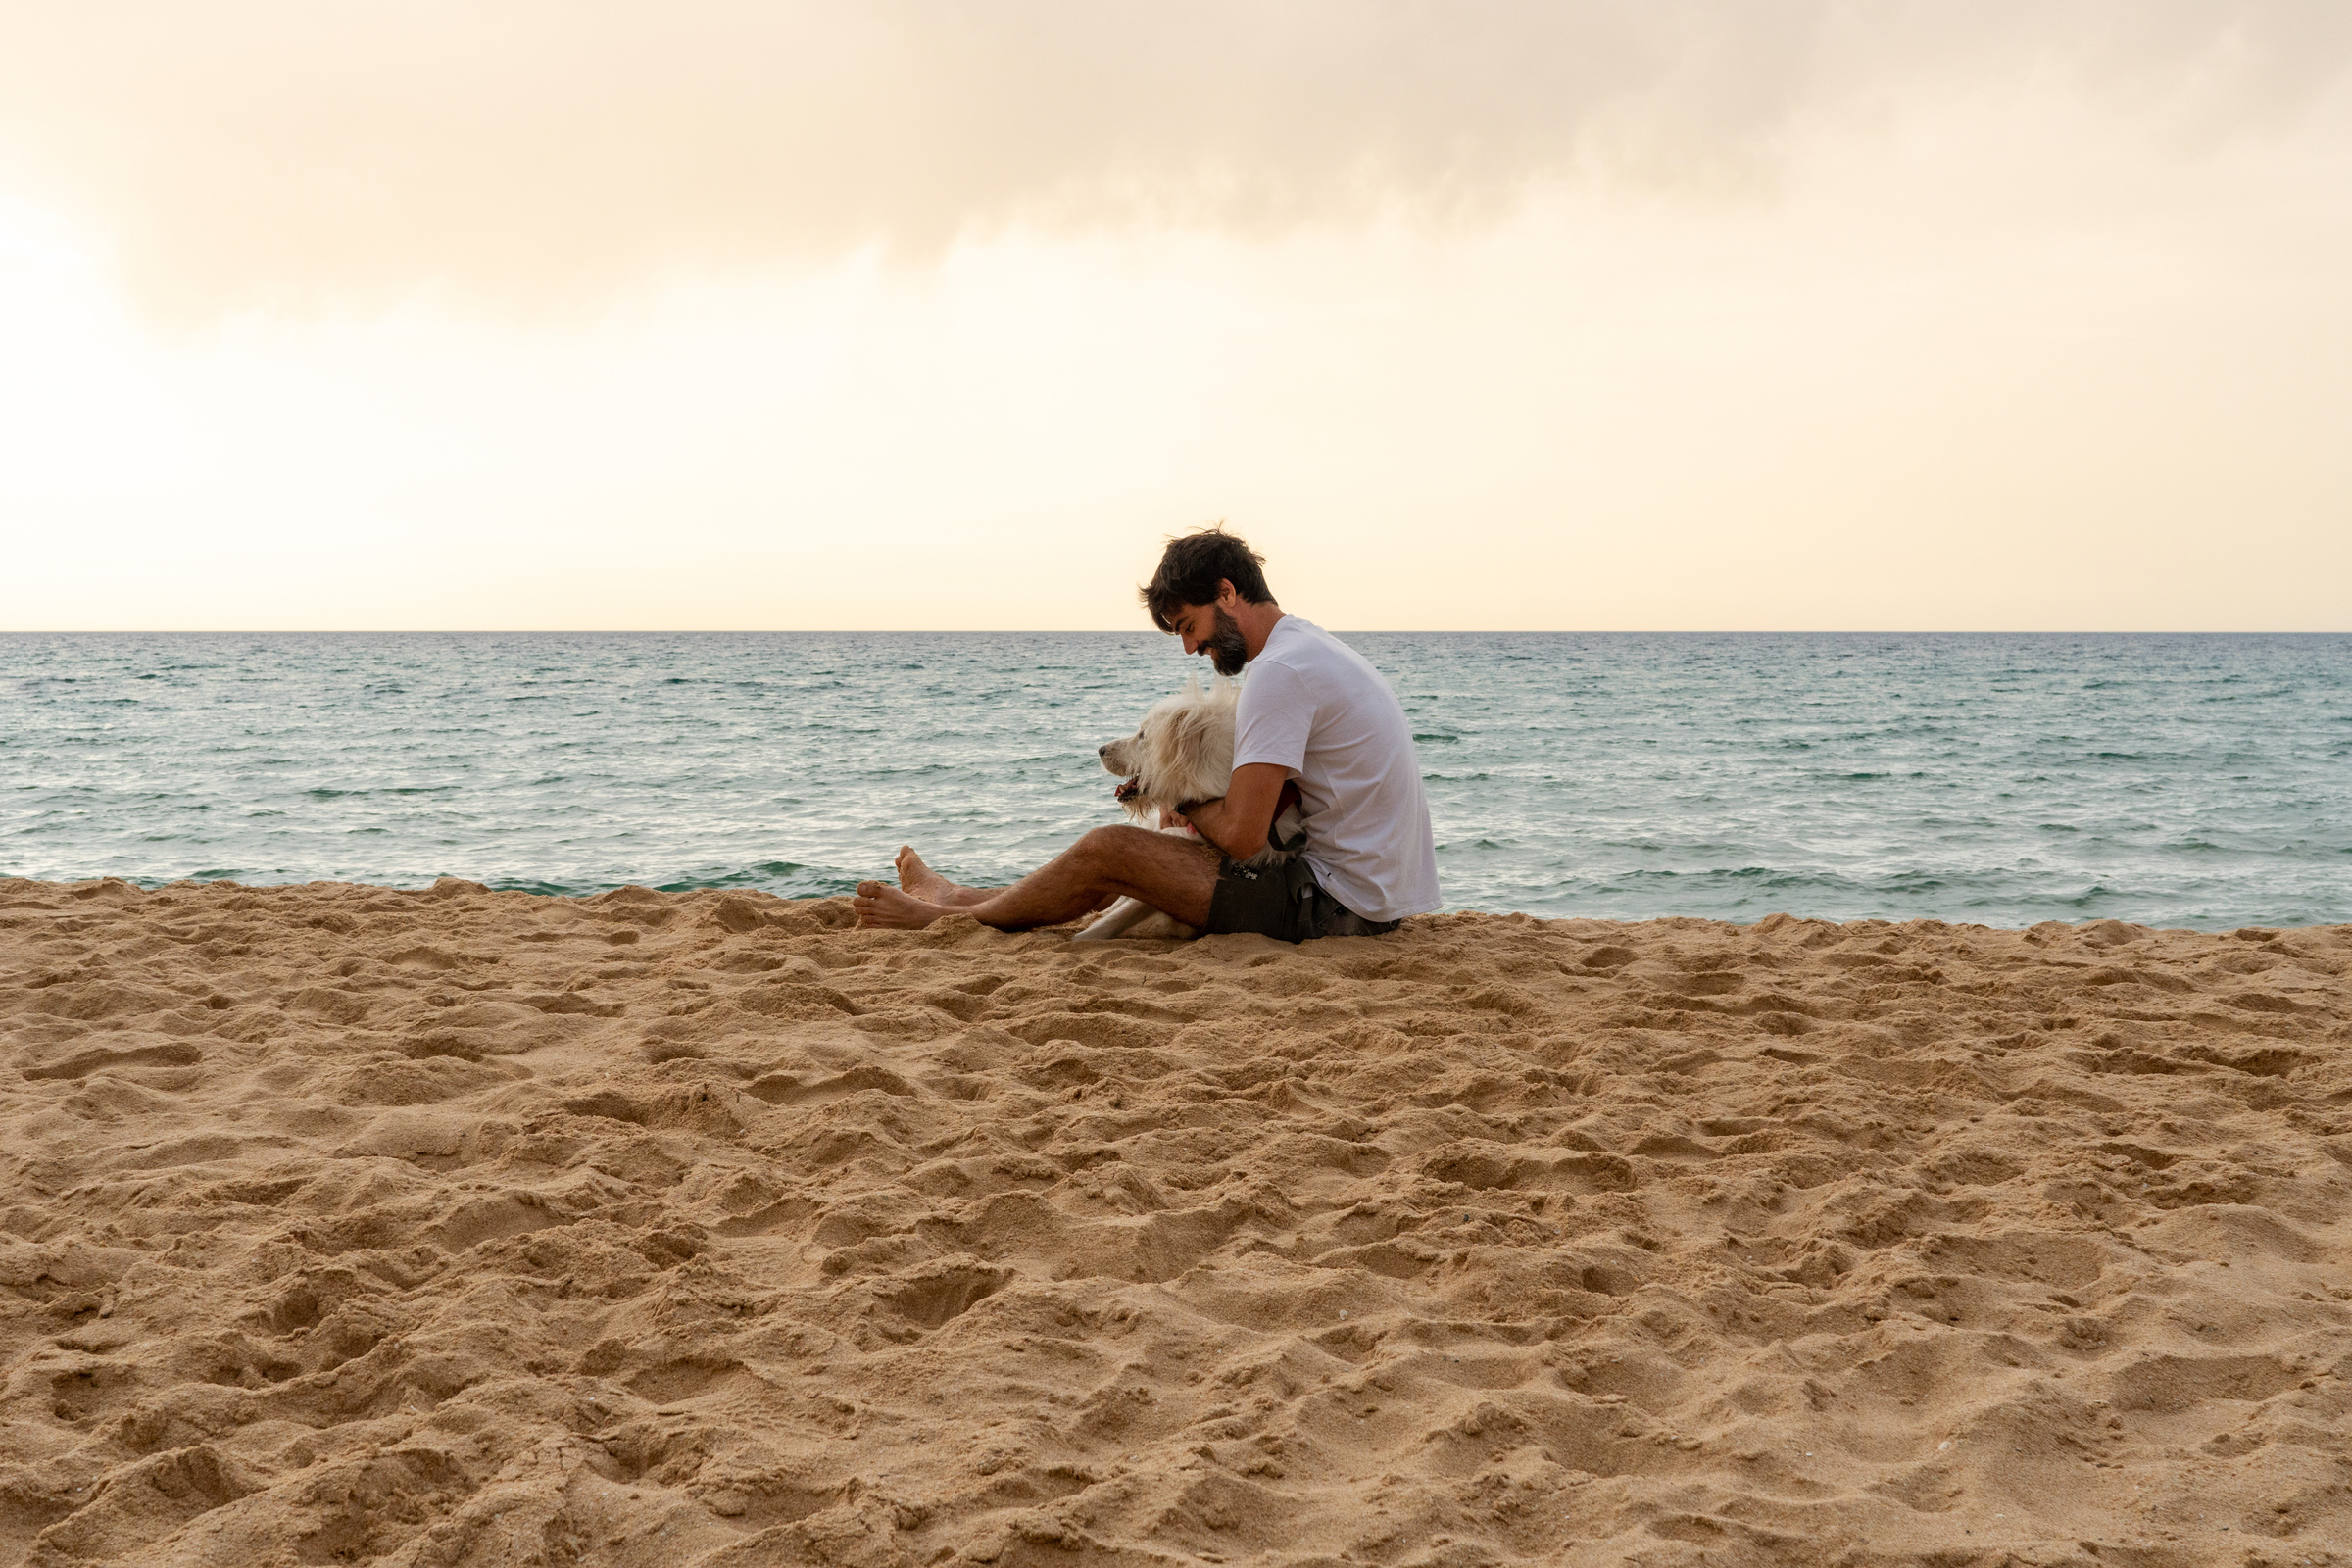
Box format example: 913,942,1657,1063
2,0,2347,315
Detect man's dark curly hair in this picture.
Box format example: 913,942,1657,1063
1139,526,1276,633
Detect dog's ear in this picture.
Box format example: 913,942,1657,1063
1161,697,1227,802
1143,698,1191,794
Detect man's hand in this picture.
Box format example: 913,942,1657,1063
1180,764,1298,860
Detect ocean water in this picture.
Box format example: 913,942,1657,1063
2,632,2346,929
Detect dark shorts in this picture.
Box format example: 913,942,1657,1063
1204,856,1402,943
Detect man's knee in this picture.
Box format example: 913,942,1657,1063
1076,822,1179,879
1072,823,1139,867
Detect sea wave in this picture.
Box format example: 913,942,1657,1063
3,630,2347,928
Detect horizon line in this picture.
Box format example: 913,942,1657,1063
4,627,2350,638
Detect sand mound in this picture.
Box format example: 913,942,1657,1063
3,877,2349,1565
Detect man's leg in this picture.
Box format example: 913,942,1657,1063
893,846,1120,917
855,825,1218,931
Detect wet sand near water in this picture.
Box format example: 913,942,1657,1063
3,876,2349,1566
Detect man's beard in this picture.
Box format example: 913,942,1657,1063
1204,608,1249,676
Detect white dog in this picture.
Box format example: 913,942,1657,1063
1075,679,1305,942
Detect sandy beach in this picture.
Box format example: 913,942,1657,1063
2,876,2347,1566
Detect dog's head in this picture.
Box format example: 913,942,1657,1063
1098,678,1239,820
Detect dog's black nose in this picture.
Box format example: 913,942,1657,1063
1097,744,1110,757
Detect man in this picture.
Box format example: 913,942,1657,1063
853,528,1440,939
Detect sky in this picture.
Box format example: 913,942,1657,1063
2,1,2348,631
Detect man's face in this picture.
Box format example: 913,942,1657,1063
1170,596,1249,676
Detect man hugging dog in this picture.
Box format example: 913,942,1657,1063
852,528,1440,942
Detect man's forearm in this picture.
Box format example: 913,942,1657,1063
1179,766,1297,861
1178,797,1256,860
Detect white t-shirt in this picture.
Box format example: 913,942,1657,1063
1234,615,1441,923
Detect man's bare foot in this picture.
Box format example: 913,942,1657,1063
894,846,956,898
894,846,995,906
854,880,957,930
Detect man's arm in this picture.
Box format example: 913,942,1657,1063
1180,763,1298,861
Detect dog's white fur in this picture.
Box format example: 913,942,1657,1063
1074,678,1303,942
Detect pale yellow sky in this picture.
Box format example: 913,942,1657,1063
2,2,2348,630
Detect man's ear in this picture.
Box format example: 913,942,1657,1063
1215,579,1236,609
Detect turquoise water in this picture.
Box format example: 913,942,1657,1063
3,632,2346,928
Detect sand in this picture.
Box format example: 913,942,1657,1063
2,877,2348,1567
